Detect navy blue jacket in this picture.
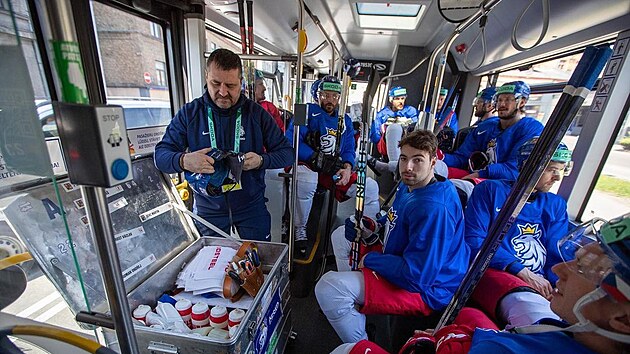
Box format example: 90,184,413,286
154,92,293,216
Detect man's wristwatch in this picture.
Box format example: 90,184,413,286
258,154,264,169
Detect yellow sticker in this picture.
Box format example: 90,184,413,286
222,182,242,193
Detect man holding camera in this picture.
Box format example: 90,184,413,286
155,48,293,241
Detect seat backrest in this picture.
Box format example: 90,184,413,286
453,126,475,151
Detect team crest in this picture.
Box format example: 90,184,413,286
382,207,399,246
511,223,546,273
319,128,338,154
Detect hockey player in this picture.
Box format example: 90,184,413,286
332,213,630,354
254,70,284,132
442,81,543,181
315,130,470,343
285,76,380,257
464,137,573,327
368,86,418,174
472,86,497,125
436,88,459,133
155,49,293,241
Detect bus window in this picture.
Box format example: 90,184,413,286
582,111,630,220
91,2,173,128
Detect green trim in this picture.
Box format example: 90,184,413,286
321,82,342,93
496,84,516,95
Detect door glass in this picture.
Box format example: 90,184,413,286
91,1,173,154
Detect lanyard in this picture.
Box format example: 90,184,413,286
207,107,241,152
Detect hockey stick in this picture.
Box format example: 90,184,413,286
350,65,381,271
435,93,459,134
435,45,612,330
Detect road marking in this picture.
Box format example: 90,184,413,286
34,301,68,323
16,292,61,318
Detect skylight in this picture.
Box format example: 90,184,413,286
356,3,421,17
352,2,426,30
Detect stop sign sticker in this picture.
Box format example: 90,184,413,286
143,72,152,84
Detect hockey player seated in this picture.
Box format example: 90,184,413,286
332,213,630,354
441,81,543,183
285,75,380,257
464,137,574,328
368,86,418,174
315,130,470,343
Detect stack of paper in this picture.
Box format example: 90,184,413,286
176,246,237,296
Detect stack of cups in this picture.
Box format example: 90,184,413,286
209,305,229,329
175,299,193,329
191,302,210,328
132,304,152,324
228,308,245,338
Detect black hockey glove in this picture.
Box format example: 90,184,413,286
468,151,489,172
305,130,321,151
309,150,343,175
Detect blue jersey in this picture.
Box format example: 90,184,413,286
443,117,543,180
286,103,356,167
364,178,470,310
465,180,569,284
369,105,418,144
469,328,596,354
436,109,459,133
154,92,294,217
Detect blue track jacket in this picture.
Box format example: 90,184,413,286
369,105,418,144
465,180,569,285
363,178,470,310
154,92,293,217
286,103,356,167
469,328,596,354
443,117,543,180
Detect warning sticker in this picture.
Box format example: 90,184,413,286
114,226,146,244
139,203,172,223
105,185,124,198
122,253,156,281
108,197,128,213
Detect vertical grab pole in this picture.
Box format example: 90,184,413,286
289,0,306,272
435,46,612,330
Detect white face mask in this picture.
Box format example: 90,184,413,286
512,287,630,344
569,287,630,344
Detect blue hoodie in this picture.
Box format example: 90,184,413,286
364,178,470,310
154,91,293,217
465,179,569,284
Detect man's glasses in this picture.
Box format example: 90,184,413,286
319,92,340,100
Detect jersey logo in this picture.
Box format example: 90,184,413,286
512,223,546,273
477,130,487,135
486,138,497,164
382,206,399,246
318,127,339,154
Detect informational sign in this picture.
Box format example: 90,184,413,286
128,126,167,155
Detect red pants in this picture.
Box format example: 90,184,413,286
359,268,433,317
